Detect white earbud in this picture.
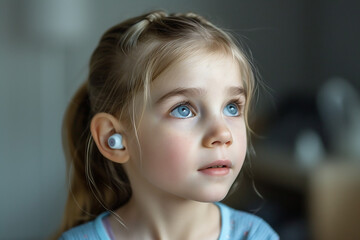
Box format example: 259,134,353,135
108,133,124,149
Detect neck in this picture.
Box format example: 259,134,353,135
110,190,221,240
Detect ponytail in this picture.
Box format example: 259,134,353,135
53,82,130,239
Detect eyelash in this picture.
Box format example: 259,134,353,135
170,101,196,115
169,98,245,117
229,98,245,114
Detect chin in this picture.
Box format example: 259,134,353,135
192,188,230,203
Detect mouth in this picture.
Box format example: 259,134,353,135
198,160,232,176
207,165,228,168
199,160,232,170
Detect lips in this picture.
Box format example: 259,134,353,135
198,160,232,176
198,160,232,171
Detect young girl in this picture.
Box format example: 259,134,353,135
57,10,278,240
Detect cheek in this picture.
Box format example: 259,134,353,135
238,129,247,153
139,129,194,181
232,122,248,165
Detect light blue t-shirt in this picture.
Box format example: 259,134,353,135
60,202,279,239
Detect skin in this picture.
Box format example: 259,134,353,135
91,52,248,240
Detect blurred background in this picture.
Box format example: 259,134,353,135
1,0,359,239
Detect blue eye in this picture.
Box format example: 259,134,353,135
223,103,239,116
170,105,194,118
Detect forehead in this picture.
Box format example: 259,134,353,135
151,52,243,91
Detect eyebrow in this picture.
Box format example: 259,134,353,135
155,87,205,104
155,86,245,104
228,86,246,97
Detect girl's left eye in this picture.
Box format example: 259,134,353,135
170,104,194,118
223,103,240,117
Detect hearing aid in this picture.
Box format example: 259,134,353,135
108,133,124,149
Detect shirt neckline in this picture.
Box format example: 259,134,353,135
97,202,227,240
215,202,228,240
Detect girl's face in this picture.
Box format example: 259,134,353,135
124,52,247,202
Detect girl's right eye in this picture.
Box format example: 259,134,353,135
170,104,194,118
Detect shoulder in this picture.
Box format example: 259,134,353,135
59,212,111,240
216,202,279,240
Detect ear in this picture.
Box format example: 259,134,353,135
90,112,129,164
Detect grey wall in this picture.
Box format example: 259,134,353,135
1,0,358,239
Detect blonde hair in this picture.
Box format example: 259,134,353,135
55,10,256,238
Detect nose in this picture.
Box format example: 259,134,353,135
202,117,233,148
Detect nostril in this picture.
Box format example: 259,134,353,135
211,139,232,146
211,140,221,146
224,140,232,146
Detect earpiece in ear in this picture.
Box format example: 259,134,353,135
108,133,124,149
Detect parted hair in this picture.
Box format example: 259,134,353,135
55,10,256,238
